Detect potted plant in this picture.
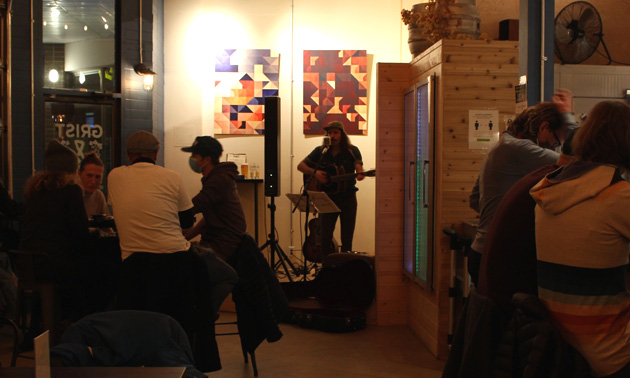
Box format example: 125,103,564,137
402,0,484,57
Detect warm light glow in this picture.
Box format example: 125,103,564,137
64,24,68,30
84,25,88,31
79,73,86,84
48,69,59,83
51,8,60,19
43,21,47,26
185,13,250,87
104,23,109,30
101,16,107,23
143,75,154,92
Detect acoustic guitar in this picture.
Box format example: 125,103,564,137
302,217,339,263
304,166,376,194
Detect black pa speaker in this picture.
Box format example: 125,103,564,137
264,96,281,197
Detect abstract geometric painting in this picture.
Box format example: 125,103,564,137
303,50,368,135
214,49,280,135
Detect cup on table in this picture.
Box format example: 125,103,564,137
240,163,249,178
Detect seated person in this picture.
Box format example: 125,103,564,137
180,136,246,261
108,131,224,372
531,101,630,377
79,152,109,217
477,129,578,315
468,90,577,286
20,140,115,322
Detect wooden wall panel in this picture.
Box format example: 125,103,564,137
374,40,520,357
376,40,519,360
375,62,409,330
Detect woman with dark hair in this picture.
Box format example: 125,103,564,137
21,140,113,321
531,101,630,377
468,89,577,286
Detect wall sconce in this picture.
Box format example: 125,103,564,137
134,0,156,92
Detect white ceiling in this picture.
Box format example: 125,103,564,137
43,0,115,44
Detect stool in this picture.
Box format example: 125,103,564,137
8,250,61,363
215,316,258,376
0,316,19,366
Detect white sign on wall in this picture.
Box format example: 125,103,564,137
468,110,500,149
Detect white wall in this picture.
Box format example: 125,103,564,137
164,0,416,258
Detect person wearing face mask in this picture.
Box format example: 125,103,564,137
181,136,247,261
467,89,577,287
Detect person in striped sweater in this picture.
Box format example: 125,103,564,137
530,101,630,377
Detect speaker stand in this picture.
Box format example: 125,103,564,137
260,196,298,282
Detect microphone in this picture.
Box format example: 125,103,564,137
321,136,331,154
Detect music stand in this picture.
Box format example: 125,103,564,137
287,191,340,279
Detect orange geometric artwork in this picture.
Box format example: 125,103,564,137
303,50,368,135
214,49,280,135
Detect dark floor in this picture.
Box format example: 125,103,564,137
0,311,445,377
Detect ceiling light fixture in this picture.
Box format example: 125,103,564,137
84,25,88,31
133,0,156,92
104,23,109,30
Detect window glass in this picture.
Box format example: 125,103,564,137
44,101,114,195
42,0,116,92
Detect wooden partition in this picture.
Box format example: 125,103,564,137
375,39,519,358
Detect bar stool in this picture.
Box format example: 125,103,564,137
8,250,61,360
215,315,258,376
0,316,19,366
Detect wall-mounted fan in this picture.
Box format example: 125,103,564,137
554,1,611,64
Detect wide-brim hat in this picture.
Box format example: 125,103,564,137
323,121,345,133
181,136,223,159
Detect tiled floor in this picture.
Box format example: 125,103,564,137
0,311,445,377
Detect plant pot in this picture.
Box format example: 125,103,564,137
407,24,432,58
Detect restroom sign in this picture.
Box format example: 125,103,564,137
469,109,499,150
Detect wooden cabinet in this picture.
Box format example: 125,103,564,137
375,39,519,358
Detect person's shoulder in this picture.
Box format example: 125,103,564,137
63,183,83,197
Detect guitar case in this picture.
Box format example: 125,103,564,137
281,255,376,333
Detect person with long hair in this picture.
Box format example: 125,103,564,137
531,101,630,377
297,121,366,258
468,89,576,286
20,140,107,321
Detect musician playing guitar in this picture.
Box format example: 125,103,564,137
297,121,366,259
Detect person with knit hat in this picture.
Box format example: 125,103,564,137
20,140,114,328
297,120,366,258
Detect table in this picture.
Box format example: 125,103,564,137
235,178,263,244
0,367,185,378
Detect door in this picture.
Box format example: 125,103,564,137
403,75,435,288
